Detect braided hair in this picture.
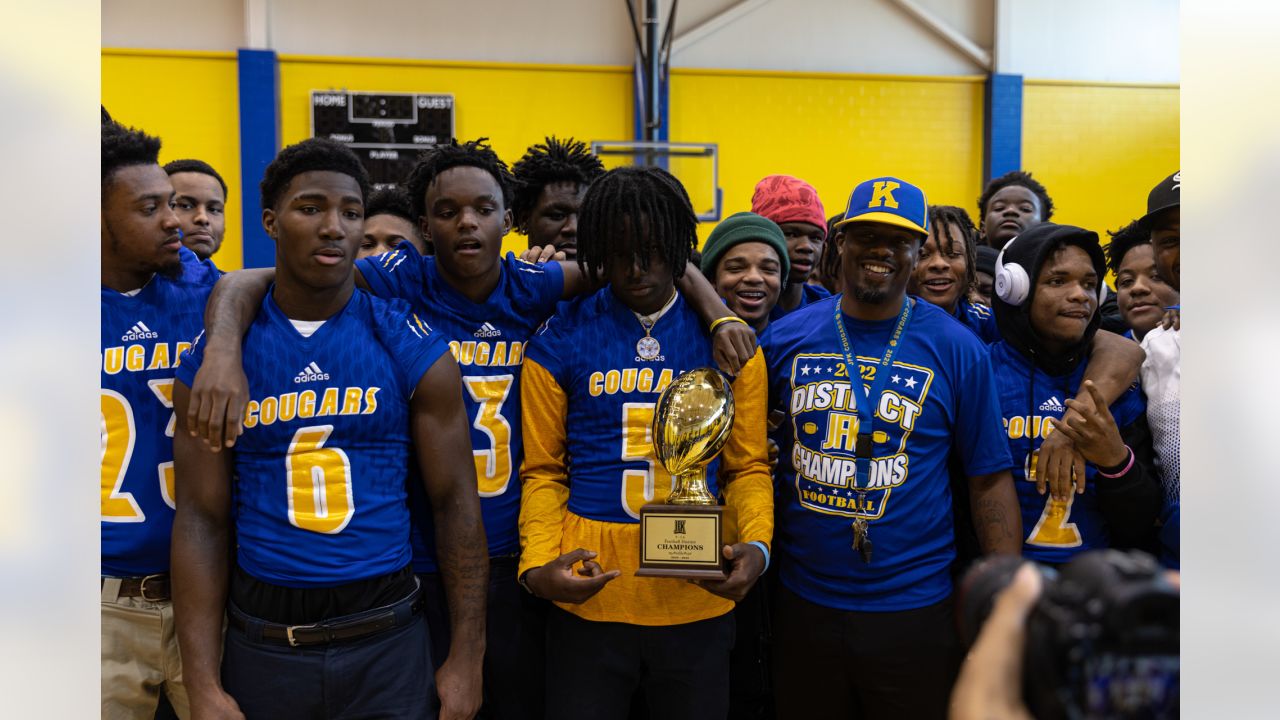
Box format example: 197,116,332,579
927,204,980,295
977,170,1055,229
511,136,604,233
820,212,848,287
403,138,514,221
576,166,696,284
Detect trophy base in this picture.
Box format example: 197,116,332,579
635,503,727,580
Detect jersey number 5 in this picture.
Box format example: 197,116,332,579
620,403,674,519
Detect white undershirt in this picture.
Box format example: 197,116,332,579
288,319,326,338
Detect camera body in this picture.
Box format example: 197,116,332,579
958,549,1179,719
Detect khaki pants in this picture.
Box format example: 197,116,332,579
101,578,189,720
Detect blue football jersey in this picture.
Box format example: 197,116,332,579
954,298,1001,344
176,289,450,587
988,341,1147,564
762,295,1013,612
357,249,564,570
101,248,218,576
525,289,727,522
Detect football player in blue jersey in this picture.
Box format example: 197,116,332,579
762,176,1021,719
518,165,774,720
180,138,751,720
511,136,604,259
101,121,220,719
988,222,1162,564
1107,219,1179,343
171,138,487,720
165,159,228,264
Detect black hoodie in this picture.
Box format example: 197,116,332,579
992,222,1107,376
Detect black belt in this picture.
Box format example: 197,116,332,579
227,587,424,648
103,573,170,602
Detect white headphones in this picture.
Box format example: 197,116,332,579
994,233,1107,307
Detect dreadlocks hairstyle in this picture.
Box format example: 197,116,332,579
102,121,161,191
1105,218,1149,275
365,185,416,224
576,166,697,285
259,137,369,211
819,212,848,287
101,105,113,124
976,170,1055,229
403,138,515,222
164,158,228,198
928,204,980,294
510,136,605,234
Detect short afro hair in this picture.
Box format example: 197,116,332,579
1105,218,1149,275
365,185,416,225
977,170,1055,227
403,138,514,222
102,121,161,189
164,158,228,199
510,136,605,233
259,137,369,211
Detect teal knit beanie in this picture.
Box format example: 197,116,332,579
699,211,789,279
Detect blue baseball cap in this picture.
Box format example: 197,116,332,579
834,176,929,236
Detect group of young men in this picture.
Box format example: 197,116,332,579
101,113,1180,720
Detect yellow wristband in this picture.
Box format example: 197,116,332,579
710,316,749,333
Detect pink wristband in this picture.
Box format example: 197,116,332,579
1096,445,1134,478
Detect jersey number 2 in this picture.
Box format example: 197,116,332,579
1025,450,1082,547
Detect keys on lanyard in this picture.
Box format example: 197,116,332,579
833,298,912,566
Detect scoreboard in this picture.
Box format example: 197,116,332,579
310,91,455,187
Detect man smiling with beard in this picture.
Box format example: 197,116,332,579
762,176,1020,719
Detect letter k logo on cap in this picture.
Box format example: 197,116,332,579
868,181,900,209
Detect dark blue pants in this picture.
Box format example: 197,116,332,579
545,606,734,720
222,601,433,719
420,555,547,720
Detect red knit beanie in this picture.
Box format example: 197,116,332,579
750,175,827,232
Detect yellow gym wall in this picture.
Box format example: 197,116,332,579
669,69,988,247
101,50,1179,268
275,56,634,257
102,50,245,270
1022,81,1180,241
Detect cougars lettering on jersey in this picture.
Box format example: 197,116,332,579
175,289,449,587
763,296,1012,612
356,248,564,570
101,247,218,576
519,289,773,626
989,341,1147,564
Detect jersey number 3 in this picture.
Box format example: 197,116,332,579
463,375,514,497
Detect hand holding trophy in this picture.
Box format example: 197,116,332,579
636,367,735,580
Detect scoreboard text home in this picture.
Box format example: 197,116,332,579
310,90,456,187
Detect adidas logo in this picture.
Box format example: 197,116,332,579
121,322,158,341
1039,396,1065,413
473,322,502,338
294,362,330,384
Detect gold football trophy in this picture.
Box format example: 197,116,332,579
636,367,734,580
